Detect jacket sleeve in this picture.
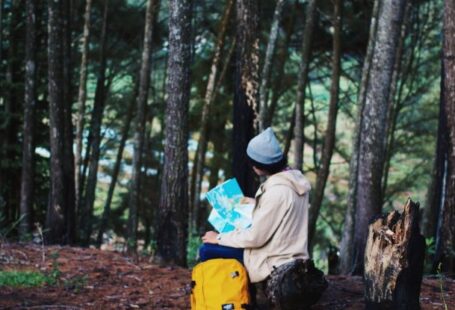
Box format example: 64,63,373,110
218,187,290,249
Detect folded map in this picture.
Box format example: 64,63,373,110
206,178,254,233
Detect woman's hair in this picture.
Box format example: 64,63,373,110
248,155,288,175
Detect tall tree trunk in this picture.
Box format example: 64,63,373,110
19,0,37,239
190,0,234,235
233,0,259,197
75,0,92,218
156,0,192,266
339,0,379,275
193,41,235,233
79,0,109,245
46,0,67,244
62,0,76,244
435,0,455,273
258,0,285,131
293,0,317,171
97,81,139,248
2,0,22,227
127,0,159,252
424,75,448,239
265,0,298,128
308,0,341,248
0,0,3,66
351,0,408,275
381,2,411,201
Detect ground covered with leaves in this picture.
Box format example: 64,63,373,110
0,244,453,309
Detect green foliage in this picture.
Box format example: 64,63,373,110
187,234,202,268
0,250,87,291
0,271,49,288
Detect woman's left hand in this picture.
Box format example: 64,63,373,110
202,231,219,244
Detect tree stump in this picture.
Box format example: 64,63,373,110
364,199,425,309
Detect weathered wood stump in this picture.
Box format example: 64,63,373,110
364,199,425,309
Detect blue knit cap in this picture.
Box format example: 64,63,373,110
246,127,284,164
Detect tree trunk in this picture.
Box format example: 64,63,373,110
364,199,425,309
19,0,37,239
46,0,67,244
189,0,233,235
79,0,109,245
75,0,92,217
424,72,448,240
62,0,76,244
194,42,235,233
97,81,139,248
0,0,3,66
258,0,285,132
308,0,341,248
156,0,192,266
352,0,408,275
434,0,455,273
293,0,317,171
381,2,411,201
339,0,380,275
265,0,298,128
127,0,159,253
1,0,22,228
233,0,259,197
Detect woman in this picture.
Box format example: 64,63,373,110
201,127,311,286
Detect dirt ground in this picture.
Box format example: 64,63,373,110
0,243,454,309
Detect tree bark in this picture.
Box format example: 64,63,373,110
19,0,37,239
434,0,455,273
156,0,192,266
62,0,76,244
381,2,411,201
265,0,298,128
424,71,448,240
127,0,160,252
258,0,285,132
189,0,233,235
75,0,92,217
46,0,67,244
79,0,109,245
339,0,379,275
97,81,139,248
1,0,22,227
233,0,259,197
352,0,408,275
308,0,341,248
293,0,318,171
0,0,3,66
364,199,425,309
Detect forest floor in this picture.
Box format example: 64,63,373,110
0,243,454,309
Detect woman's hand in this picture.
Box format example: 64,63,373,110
240,197,256,205
202,231,219,244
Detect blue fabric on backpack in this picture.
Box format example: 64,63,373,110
198,244,244,264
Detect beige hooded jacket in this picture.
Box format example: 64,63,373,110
218,169,311,283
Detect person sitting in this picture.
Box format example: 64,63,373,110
200,127,312,307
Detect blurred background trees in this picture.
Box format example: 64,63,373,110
0,0,451,274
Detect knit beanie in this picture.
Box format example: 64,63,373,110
246,127,284,165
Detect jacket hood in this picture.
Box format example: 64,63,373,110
262,169,311,196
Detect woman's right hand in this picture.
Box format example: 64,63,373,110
240,197,255,205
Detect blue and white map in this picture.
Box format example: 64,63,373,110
206,178,254,233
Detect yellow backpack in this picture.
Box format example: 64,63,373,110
190,258,251,310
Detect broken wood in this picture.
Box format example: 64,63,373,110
364,199,425,309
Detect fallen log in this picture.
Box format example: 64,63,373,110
364,199,425,309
